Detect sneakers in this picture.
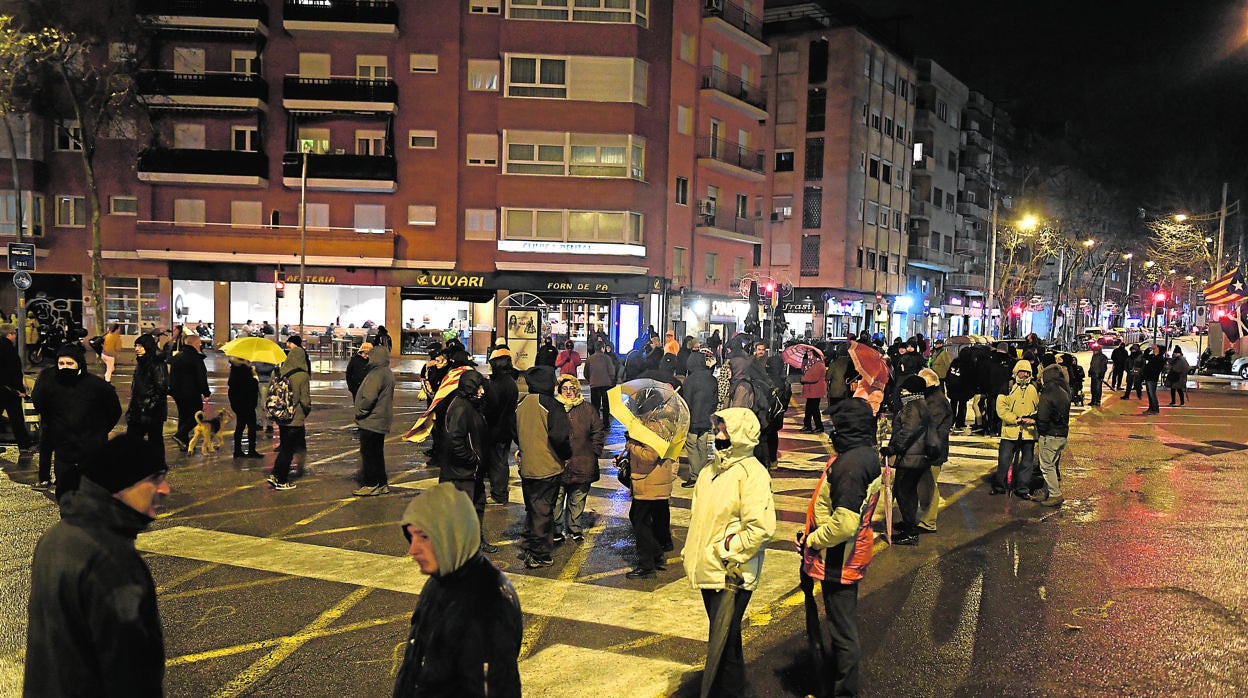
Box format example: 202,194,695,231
681,479,697,488
552,532,566,544
523,554,554,569
1037,495,1065,508
353,484,390,496
891,533,919,546
571,531,584,542
31,480,52,492
479,542,501,554
625,568,656,579
267,476,296,491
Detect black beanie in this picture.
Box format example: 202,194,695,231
84,433,168,494
900,375,927,395
287,334,302,347
56,341,86,369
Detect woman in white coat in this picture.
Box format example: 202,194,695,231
682,407,776,698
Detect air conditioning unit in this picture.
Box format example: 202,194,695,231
698,200,716,216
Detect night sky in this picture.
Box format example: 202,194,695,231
835,0,1248,199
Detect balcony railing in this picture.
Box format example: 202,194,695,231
282,75,397,111
906,244,958,271
699,66,766,111
956,200,988,220
139,0,269,27
702,0,763,42
696,136,764,174
283,0,398,26
282,152,396,182
137,71,268,103
954,236,988,256
964,130,992,152
948,272,987,291
909,200,931,219
138,148,268,180
696,211,760,238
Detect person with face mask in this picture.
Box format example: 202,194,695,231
126,333,169,444
992,360,1040,498
394,483,522,697
682,407,777,697
30,342,122,499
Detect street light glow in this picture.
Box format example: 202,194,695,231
1123,252,1133,259
1144,260,1155,268
1019,215,1039,231
1083,239,1095,247
1175,213,1188,222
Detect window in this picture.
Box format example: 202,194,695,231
173,123,205,149
353,204,386,233
772,195,793,220
896,125,906,143
884,116,893,137
704,252,719,281
856,247,864,267
467,60,499,91
733,256,745,283
896,166,904,189
507,56,567,98
469,0,501,14
356,55,388,80
408,130,437,149
408,205,436,226
857,199,864,221
231,50,258,74
804,138,823,179
52,195,87,227
866,201,878,225
673,247,687,277
503,131,643,179
808,39,828,84
936,100,948,122
775,150,794,172
932,187,943,206
878,206,889,228
880,254,888,274
893,211,902,230
868,156,879,179
880,161,892,185
410,54,438,73
230,201,262,228
109,196,137,216
945,192,955,212
355,129,386,156
467,134,499,166
298,53,330,78
103,277,160,336
863,51,871,77
867,250,876,270
897,77,908,99
296,127,331,155
306,203,329,229
677,105,692,135
465,208,497,240
232,126,258,152
806,89,826,131
675,176,688,205
502,208,643,244
173,47,205,73
944,235,953,253
735,194,748,219
802,187,821,229
173,199,204,226
870,111,881,131
679,33,696,63
55,121,82,151
507,0,647,26
947,150,958,172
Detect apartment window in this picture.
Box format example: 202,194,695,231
173,123,205,149
932,187,943,206
936,100,948,122
355,130,386,156
735,194,748,219
407,130,437,149
465,209,497,240
896,125,906,143
507,0,647,26
930,232,940,249
469,0,501,13
507,56,567,98
773,195,793,220
356,55,389,80
870,111,881,132
868,156,880,179
173,47,205,74
408,205,436,226
54,121,82,151
109,196,137,216
857,199,864,221
677,105,692,135
673,246,687,278
704,252,719,281
884,117,894,138
878,206,889,228
945,235,953,253
867,250,877,270
410,54,438,73
353,204,386,233
863,51,871,76
947,150,958,171
675,176,688,205
880,254,888,274
503,208,642,244
867,201,878,225
231,126,258,152
230,201,262,228
504,131,643,179
468,60,499,91
856,247,864,267
880,161,892,185
733,256,745,283
893,210,902,230
466,133,499,166
945,192,955,212
859,152,867,172
800,235,821,276
861,103,868,125
897,77,909,99
775,150,794,172
804,138,824,179
806,89,826,131
896,166,905,189
802,187,821,229
172,199,204,227
231,50,258,74
298,53,330,78
56,195,88,227
306,203,329,229
679,33,696,63
296,127,331,155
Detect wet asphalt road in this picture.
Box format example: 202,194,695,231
1,352,1246,697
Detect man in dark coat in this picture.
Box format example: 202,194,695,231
484,348,519,506
515,366,572,568
439,369,494,550
345,341,373,400
395,483,522,698
918,368,952,533
353,344,395,496
681,349,720,488
31,342,122,499
977,342,1014,436
881,375,931,546
583,341,619,426
1109,343,1130,390
1088,348,1109,407
1121,344,1144,400
1141,345,1167,415
535,336,558,368
227,357,263,458
25,433,169,697
0,324,32,447
126,333,169,444
168,333,210,450
1034,363,1071,506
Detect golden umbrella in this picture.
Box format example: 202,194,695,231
607,379,689,461
219,336,287,365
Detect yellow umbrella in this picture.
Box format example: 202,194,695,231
607,379,689,461
219,336,287,365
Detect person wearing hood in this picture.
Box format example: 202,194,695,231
25,433,170,697
583,341,619,426
681,349,720,488
168,333,211,450
1034,362,1070,507
1110,342,1130,391
393,483,522,698
682,407,776,697
880,375,932,546
436,367,501,553
227,356,263,459
267,336,312,490
639,350,680,387
484,348,520,505
916,368,952,533
555,339,582,379
992,360,1040,498
345,341,373,401
1167,345,1190,407
552,375,605,543
798,397,882,698
353,344,396,496
31,342,122,499
515,366,573,568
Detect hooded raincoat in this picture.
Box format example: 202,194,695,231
354,345,395,435
997,360,1040,441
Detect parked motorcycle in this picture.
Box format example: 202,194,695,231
27,321,88,366
1197,348,1235,376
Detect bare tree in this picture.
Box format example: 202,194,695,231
1145,218,1218,281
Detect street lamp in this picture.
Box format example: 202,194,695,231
1185,275,1195,329
1123,253,1133,326
298,145,309,335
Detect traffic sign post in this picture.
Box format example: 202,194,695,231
7,242,35,271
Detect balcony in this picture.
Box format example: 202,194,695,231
954,236,988,256
131,219,395,267
696,137,765,182
909,200,932,220
948,272,987,292
282,75,397,113
963,130,993,152
283,0,398,35
699,67,767,118
282,152,396,192
906,243,958,273
695,209,762,245
137,71,267,111
137,148,268,186
139,0,268,34
956,200,988,220
702,0,767,54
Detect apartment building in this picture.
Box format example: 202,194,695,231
0,0,770,361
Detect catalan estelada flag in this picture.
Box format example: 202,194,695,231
1203,269,1247,305
403,365,471,442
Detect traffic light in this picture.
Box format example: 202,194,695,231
275,271,286,299
763,281,778,307
1010,304,1023,317
1153,291,1166,303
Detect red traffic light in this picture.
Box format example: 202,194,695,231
275,280,286,291
1010,305,1022,317
1153,291,1166,302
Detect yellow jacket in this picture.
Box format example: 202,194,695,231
996,361,1039,440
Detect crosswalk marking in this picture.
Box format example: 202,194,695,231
521,644,695,697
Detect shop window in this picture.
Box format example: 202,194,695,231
465,208,496,240
104,277,160,336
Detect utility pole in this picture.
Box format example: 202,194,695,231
1217,181,1229,277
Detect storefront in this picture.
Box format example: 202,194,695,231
780,298,821,342
822,298,864,339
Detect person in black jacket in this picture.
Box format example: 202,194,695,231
535,336,558,368
126,333,168,444
31,343,122,499
227,356,263,459
345,341,373,400
1088,348,1109,407
0,324,32,448
394,482,522,698
1140,344,1166,414
25,434,170,698
977,343,1014,436
681,349,719,487
1034,364,1070,506
439,369,494,551
1109,343,1130,390
1121,344,1144,400
484,348,519,506
168,334,210,450
881,375,930,546
917,368,952,533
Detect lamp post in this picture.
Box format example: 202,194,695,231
1185,275,1195,329
1122,253,1133,326
298,146,308,335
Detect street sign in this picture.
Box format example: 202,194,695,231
1150,281,1160,293
7,242,35,271
12,271,31,290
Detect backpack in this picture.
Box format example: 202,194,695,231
729,373,775,429
265,367,306,423
767,380,791,426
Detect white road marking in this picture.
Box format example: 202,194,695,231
520,644,694,697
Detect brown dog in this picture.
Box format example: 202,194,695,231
188,409,233,455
